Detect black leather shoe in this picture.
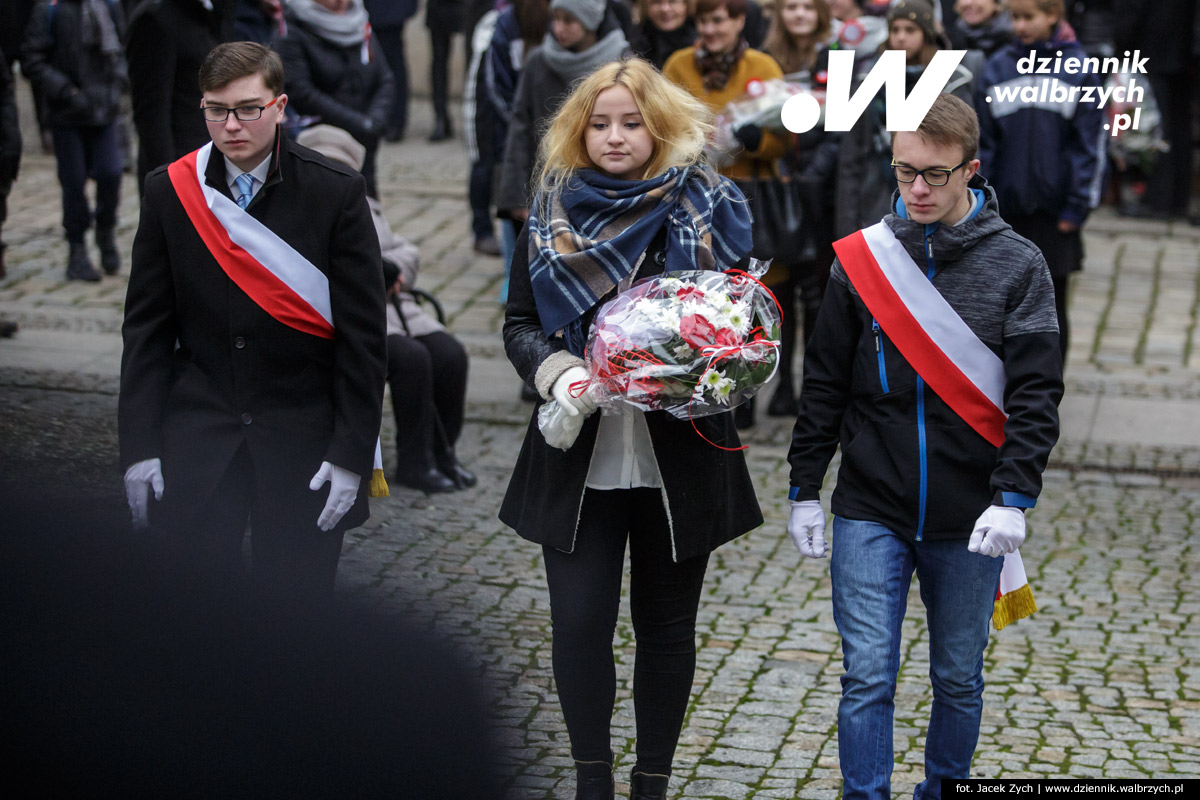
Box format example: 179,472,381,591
629,771,669,800
442,460,477,489
0,319,17,338
96,227,120,275
65,242,100,282
574,757,614,800
392,467,456,494
473,235,501,256
428,115,453,142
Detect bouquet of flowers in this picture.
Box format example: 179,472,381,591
584,266,781,419
708,77,827,165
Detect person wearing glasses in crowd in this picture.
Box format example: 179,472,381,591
119,42,386,598
629,0,696,70
786,93,1063,799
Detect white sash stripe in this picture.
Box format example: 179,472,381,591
193,143,334,327
861,223,1007,414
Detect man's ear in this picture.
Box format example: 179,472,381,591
965,158,981,181
275,93,289,119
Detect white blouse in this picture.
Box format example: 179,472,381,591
585,404,663,490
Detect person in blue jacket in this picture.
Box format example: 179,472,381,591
975,0,1105,362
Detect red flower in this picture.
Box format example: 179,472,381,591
713,328,741,349
676,285,706,303
679,313,717,350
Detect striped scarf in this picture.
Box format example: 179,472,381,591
528,166,753,354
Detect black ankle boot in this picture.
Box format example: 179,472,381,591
96,227,119,275
428,114,453,142
573,757,614,800
436,448,477,489
629,770,670,800
65,241,100,282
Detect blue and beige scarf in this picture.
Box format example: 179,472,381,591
528,166,753,355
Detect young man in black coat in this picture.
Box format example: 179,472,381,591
119,42,387,596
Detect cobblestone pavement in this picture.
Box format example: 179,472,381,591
2,86,1199,798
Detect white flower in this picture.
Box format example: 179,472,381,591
710,377,736,404
699,368,726,388
727,301,752,335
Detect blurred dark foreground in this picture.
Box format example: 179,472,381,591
0,482,503,799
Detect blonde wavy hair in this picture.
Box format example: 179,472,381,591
535,58,716,196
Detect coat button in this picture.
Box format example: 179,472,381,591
241,413,252,425
234,336,245,349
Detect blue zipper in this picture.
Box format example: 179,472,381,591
915,232,937,541
872,318,888,393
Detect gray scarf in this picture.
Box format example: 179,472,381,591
286,0,369,47
538,28,628,83
81,0,122,56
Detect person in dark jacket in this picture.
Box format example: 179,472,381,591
21,0,128,281
947,0,1013,57
363,0,416,141
119,42,386,596
501,58,761,800
788,93,1063,800
276,0,394,197
495,0,629,219
125,0,235,195
976,0,1105,361
629,0,695,70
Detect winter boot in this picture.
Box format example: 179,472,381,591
96,227,120,275
65,241,100,282
573,756,614,800
629,771,670,800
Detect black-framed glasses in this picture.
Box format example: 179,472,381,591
891,159,968,187
201,96,280,122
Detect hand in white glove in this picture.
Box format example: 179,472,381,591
967,505,1026,557
309,461,361,532
551,366,597,417
788,499,827,558
124,458,164,530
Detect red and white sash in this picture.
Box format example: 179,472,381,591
833,221,1007,447
167,143,389,497
834,221,1034,629
167,142,334,339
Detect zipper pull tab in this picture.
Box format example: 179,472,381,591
926,238,933,260
873,319,881,352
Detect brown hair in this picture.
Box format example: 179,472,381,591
696,0,748,18
1008,0,1065,18
198,42,285,97
890,93,979,161
764,0,833,73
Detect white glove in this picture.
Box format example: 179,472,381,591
788,499,827,558
124,458,164,530
551,366,597,417
967,505,1026,557
309,461,361,532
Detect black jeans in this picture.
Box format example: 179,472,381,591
386,331,469,471
374,23,409,135
542,488,709,773
51,122,122,242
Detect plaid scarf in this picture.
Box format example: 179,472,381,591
695,37,749,91
528,166,753,355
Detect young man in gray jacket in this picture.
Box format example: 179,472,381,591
786,93,1063,799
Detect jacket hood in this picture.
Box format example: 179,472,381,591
885,174,1012,265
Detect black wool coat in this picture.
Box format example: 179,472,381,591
499,227,763,562
119,131,387,532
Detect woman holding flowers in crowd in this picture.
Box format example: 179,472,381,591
499,57,762,800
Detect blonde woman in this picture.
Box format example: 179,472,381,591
499,57,761,800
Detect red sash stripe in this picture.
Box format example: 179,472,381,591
834,230,1007,447
167,151,334,339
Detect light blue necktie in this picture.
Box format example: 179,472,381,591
234,173,254,210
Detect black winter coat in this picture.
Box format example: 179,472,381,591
276,14,395,144
0,46,20,184
499,227,763,562
21,0,127,129
125,0,235,192
119,131,387,532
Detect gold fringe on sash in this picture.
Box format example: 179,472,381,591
992,583,1037,630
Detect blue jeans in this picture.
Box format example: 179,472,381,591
830,517,1003,800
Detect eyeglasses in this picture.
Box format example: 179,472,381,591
201,96,280,122
891,159,969,187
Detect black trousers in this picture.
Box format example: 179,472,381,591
429,25,454,122
153,443,346,597
51,122,122,242
374,23,410,135
542,488,709,774
386,331,468,471
1006,212,1080,362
